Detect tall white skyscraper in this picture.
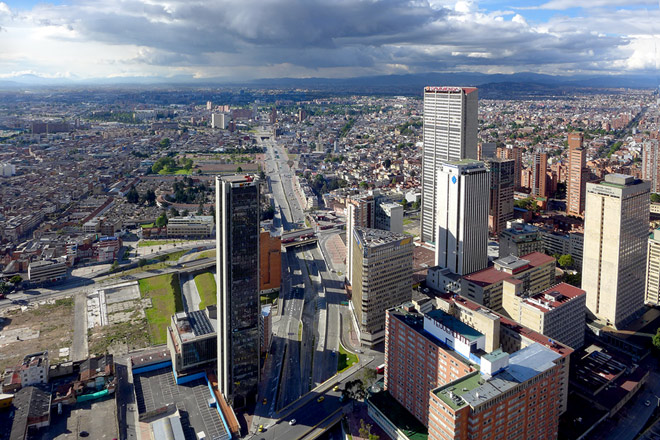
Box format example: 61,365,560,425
216,175,260,407
582,174,650,328
421,86,478,244
435,159,489,275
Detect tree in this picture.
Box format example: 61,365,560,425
143,189,156,206
383,158,392,169
169,207,179,217
236,166,243,172
9,275,22,285
359,419,379,440
359,181,368,189
138,258,147,267
558,254,574,269
564,271,581,287
653,328,660,351
155,212,168,228
125,185,139,204
400,199,409,210
651,193,660,203
110,260,119,273
159,138,171,148
411,200,420,210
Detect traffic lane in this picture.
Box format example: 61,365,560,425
260,391,345,440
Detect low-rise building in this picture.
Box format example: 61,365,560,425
28,259,67,284
498,222,543,258
18,351,49,387
462,252,556,312
166,308,217,376
166,215,214,238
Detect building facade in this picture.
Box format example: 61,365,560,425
642,140,660,193
486,159,515,236
497,145,522,191
216,175,260,407
567,133,588,217
532,150,549,198
167,215,214,238
582,174,650,328
645,228,660,305
421,86,478,244
435,160,489,275
351,227,413,346
259,231,281,293
498,223,544,258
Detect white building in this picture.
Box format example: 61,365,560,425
645,228,660,306
167,215,214,238
19,351,49,386
211,113,230,129
375,201,403,234
0,163,16,177
420,86,478,245
435,159,489,276
28,259,67,284
582,174,650,328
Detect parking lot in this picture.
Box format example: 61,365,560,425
134,367,228,440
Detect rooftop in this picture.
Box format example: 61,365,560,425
426,309,485,342
464,252,554,286
523,283,586,313
353,226,410,248
173,310,216,342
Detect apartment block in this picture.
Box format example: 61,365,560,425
351,227,413,346
567,133,588,217
462,252,556,312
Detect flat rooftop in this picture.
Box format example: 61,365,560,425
426,309,484,342
173,310,216,342
354,227,409,248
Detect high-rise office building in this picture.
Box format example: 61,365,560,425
645,227,660,306
567,133,588,217
216,175,260,407
497,145,522,190
435,160,489,275
351,227,413,346
486,158,515,236
420,86,478,244
532,151,548,198
582,174,650,328
642,139,660,193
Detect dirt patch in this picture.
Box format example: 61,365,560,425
88,313,150,357
0,297,74,372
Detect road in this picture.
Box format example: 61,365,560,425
181,273,202,312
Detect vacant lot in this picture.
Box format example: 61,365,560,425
0,297,74,372
88,315,150,356
193,271,217,310
139,274,184,344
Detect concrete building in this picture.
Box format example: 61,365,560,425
645,228,660,305
486,159,514,236
0,163,16,177
28,259,67,284
478,142,497,160
346,196,375,284
501,282,587,349
18,352,49,387
260,305,272,354
167,309,217,375
435,160,489,276
582,174,650,328
259,231,281,293
212,112,230,129
498,222,544,258
375,201,404,234
462,252,556,312
421,86,478,244
532,150,549,198
642,139,660,193
167,215,214,238
497,145,522,190
541,229,584,267
351,227,413,346
567,132,588,217
216,175,260,407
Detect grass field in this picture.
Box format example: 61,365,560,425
138,239,192,248
337,343,358,372
260,290,279,305
139,274,184,344
194,271,217,310
193,250,215,260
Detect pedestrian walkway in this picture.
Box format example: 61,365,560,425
346,402,390,440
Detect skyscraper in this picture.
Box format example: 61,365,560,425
532,150,548,198
486,158,515,236
420,86,478,244
582,174,650,328
642,139,660,193
216,175,260,407
497,144,522,190
645,227,660,306
435,159,489,275
566,133,588,217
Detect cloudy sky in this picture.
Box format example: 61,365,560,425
0,0,658,81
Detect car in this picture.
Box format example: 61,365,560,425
646,400,651,407
262,398,267,405
333,385,340,392
258,425,264,432
317,396,325,403
289,419,296,426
